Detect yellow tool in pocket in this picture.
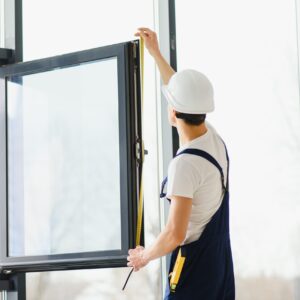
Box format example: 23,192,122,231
169,247,186,293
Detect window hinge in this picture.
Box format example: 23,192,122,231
0,48,15,66
0,272,13,291
135,138,148,164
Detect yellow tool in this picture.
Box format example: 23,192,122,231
169,248,186,292
135,36,144,246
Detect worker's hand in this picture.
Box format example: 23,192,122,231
127,245,149,272
135,28,161,58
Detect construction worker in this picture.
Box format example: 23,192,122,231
127,28,235,299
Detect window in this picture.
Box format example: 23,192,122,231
13,0,154,61
0,40,143,272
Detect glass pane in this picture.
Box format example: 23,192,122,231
176,0,300,299
7,57,121,256
22,0,154,60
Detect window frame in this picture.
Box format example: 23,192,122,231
0,40,143,273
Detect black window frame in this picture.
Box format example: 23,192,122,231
169,0,179,156
0,40,144,273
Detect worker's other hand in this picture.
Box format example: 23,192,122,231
135,28,160,58
127,245,149,272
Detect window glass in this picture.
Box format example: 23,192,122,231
7,57,121,256
2,0,15,49
22,0,153,60
176,0,300,298
0,0,4,47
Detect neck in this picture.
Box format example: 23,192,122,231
177,122,208,146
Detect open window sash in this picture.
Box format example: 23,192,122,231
0,40,143,273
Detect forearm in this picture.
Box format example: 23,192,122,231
153,51,176,85
127,184,192,271
143,227,181,262
135,28,175,84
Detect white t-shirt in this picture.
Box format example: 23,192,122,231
166,121,228,245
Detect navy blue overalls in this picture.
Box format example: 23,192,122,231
160,144,235,300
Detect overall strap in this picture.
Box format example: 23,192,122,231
160,143,230,199
222,141,230,190
176,148,227,191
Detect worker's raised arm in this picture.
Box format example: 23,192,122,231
135,27,175,85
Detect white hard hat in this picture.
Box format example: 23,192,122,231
161,69,214,114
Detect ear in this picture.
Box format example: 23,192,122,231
170,108,177,127
171,108,177,117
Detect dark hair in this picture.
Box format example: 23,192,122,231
175,112,206,126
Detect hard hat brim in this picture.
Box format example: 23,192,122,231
161,85,214,114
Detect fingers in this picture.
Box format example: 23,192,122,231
135,28,156,38
127,257,140,272
128,246,144,255
134,31,147,40
127,246,147,271
138,31,148,40
134,27,160,57
138,27,153,33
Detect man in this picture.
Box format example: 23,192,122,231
127,28,235,300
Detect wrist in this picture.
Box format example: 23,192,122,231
142,248,151,264
151,50,163,61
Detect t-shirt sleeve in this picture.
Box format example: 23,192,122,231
166,156,200,199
